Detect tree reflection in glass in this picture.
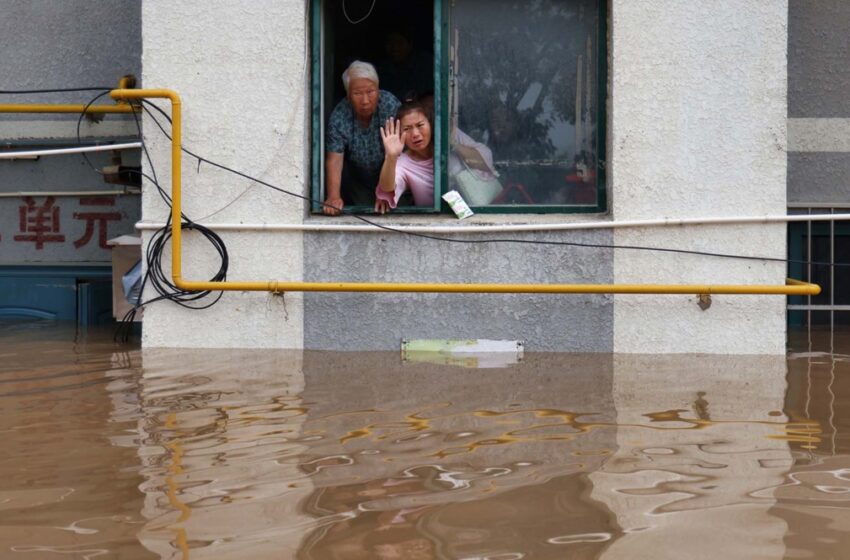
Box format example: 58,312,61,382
449,0,601,206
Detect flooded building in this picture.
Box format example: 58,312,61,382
5,4,850,557
2,0,848,352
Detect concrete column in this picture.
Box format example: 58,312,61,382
610,0,788,354
141,0,306,348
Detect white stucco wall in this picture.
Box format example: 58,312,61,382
138,0,790,353
610,0,788,353
141,0,306,348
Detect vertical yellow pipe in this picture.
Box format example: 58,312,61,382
171,97,182,283
118,75,136,90
109,89,182,281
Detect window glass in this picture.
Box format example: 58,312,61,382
449,0,602,208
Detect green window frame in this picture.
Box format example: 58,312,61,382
310,0,607,215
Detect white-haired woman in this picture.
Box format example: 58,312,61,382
324,60,401,215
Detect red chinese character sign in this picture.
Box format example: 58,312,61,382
73,197,122,249
14,196,66,249
1,195,139,262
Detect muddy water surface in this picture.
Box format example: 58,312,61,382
1,319,849,559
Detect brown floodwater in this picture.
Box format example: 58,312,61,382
1,319,849,559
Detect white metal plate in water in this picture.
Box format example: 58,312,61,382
401,339,524,369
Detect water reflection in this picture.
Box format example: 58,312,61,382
0,320,152,558
772,328,850,559
297,352,619,559
4,321,850,558
136,348,312,559
589,355,792,560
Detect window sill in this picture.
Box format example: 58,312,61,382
304,210,612,228
135,211,614,234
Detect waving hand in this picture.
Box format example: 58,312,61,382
380,117,406,159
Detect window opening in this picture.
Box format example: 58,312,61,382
311,0,606,215
313,0,437,214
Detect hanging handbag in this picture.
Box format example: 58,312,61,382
451,148,503,206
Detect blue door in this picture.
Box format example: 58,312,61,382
0,266,113,324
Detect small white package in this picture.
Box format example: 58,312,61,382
442,190,474,219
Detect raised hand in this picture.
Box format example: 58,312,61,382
380,117,406,159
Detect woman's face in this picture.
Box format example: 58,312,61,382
400,110,432,157
348,78,379,121
489,104,516,144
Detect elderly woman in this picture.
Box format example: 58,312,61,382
324,60,401,215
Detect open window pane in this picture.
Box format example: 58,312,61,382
448,0,603,210
312,0,439,214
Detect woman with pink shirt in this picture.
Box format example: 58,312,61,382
374,98,434,213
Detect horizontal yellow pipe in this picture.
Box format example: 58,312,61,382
0,103,136,114
173,279,820,295
110,88,180,104
47,88,814,299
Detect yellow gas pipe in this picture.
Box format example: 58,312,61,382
0,76,138,114
0,104,135,114
2,84,820,297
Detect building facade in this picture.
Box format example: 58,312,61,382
4,1,846,352
136,0,789,352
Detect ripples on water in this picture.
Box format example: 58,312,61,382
1,319,849,558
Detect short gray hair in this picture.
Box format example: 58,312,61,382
342,60,379,93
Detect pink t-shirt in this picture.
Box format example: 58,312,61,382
375,153,434,208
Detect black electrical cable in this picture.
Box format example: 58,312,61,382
74,90,113,175
129,102,189,219
141,101,319,207
131,104,226,301
93,95,229,342
69,91,176,212
71,91,163,199
139,99,850,270
114,200,228,342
